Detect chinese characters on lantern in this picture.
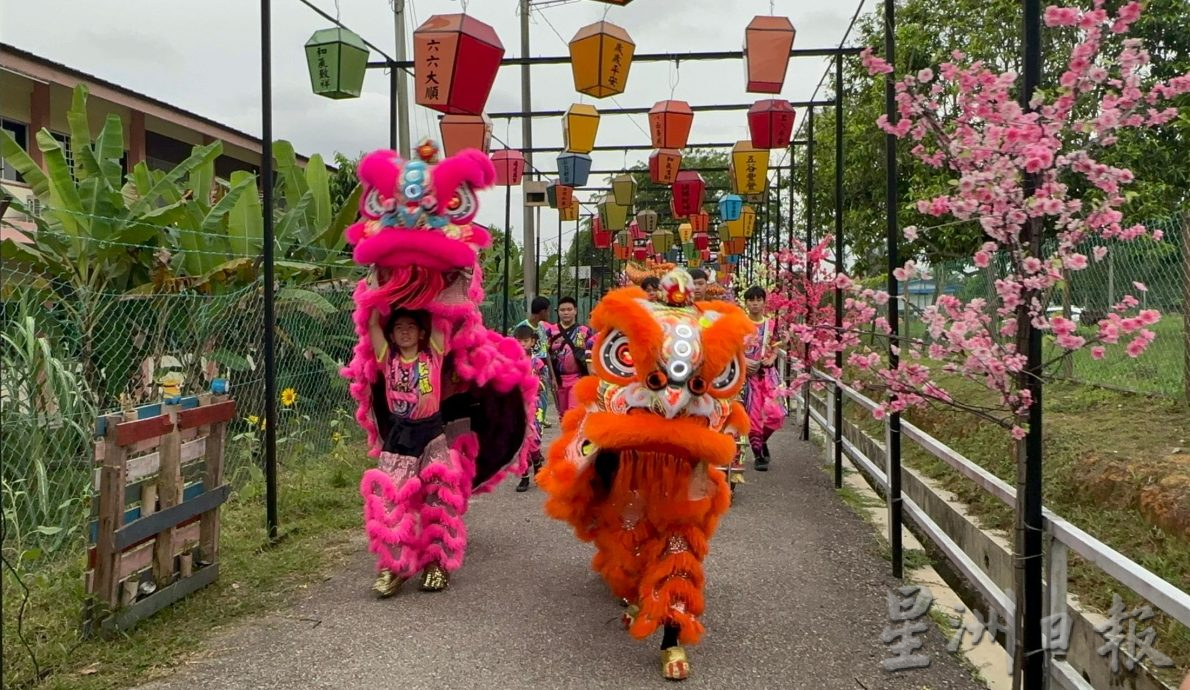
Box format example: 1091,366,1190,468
610,41,625,91
315,46,331,91
422,39,441,103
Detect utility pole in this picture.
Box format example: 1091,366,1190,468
520,0,537,306
393,0,411,158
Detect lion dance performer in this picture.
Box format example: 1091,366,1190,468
341,141,537,597
537,269,753,681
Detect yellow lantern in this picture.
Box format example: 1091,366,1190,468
741,205,757,238
599,197,630,230
560,203,579,221
651,228,675,254
731,141,769,196
678,222,693,243
564,104,600,154
569,22,636,98
612,174,637,207
724,206,757,239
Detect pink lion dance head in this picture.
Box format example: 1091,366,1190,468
345,140,496,274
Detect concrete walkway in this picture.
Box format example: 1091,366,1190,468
139,427,985,690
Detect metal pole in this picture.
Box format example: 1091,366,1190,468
520,0,537,307
1020,0,1045,684
834,54,845,490
260,0,278,542
802,106,815,442
557,213,562,299
788,144,796,279
574,217,580,302
884,0,904,580
503,183,511,334
392,0,410,158
388,68,397,151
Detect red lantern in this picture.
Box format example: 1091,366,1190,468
491,149,525,186
628,219,646,241
633,244,648,261
593,216,612,249
748,99,796,149
743,16,796,94
690,210,710,233
670,171,705,218
693,231,709,251
414,14,505,115
649,149,682,185
439,114,493,155
700,248,711,261
648,100,694,149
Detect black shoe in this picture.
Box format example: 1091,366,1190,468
754,454,769,472
516,475,531,492
761,442,772,460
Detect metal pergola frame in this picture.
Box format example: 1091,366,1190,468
258,6,1050,686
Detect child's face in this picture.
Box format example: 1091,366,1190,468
692,278,707,299
746,297,766,314
644,286,660,301
390,316,423,350
518,337,537,354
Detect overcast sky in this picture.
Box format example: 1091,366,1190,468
3,0,864,255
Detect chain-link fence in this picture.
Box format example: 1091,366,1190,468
0,256,367,563
901,215,1187,398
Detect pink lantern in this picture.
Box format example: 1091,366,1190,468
670,171,705,218
743,16,796,94
491,149,525,186
628,219,646,241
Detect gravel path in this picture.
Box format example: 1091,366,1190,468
138,425,985,690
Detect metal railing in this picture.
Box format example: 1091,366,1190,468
798,368,1190,689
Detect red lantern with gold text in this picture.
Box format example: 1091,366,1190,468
693,231,709,251
592,216,612,249
743,16,796,94
414,15,505,114
440,113,493,155
670,171,705,218
748,99,796,149
490,149,525,186
649,149,681,185
648,100,694,149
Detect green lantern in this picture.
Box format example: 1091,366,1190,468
598,197,630,231
612,173,638,207
651,228,675,254
305,28,370,99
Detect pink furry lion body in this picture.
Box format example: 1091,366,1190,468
341,145,537,577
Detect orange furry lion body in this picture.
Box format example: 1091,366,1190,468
537,285,753,646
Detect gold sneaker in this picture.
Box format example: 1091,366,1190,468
419,564,449,592
661,646,689,681
372,570,405,598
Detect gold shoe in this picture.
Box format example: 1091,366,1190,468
621,604,640,630
372,570,405,598
419,564,449,592
661,646,689,681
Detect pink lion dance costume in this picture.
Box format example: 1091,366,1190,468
341,141,538,594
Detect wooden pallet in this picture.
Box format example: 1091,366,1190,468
84,393,235,635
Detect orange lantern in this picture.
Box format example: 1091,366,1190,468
614,234,630,260
743,16,796,94
560,203,579,222
547,182,574,210
439,114,493,155
564,104,600,154
649,149,682,185
748,99,796,149
670,171,705,218
414,14,505,115
690,210,710,233
648,100,694,149
569,22,636,98
731,141,769,196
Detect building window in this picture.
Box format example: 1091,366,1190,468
1,119,29,182
49,131,75,177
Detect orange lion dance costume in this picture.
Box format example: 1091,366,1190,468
537,269,753,681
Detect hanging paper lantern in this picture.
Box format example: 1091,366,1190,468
612,174,637,207
731,237,749,255
748,99,796,149
557,152,593,187
690,211,710,233
718,194,744,221
651,229,674,254
305,28,370,99
701,248,711,261
632,243,649,261
740,205,757,238
439,113,493,155
678,222,693,243
648,100,694,149
693,231,709,251
743,16,797,94
564,104,600,154
560,203,580,221
731,141,769,197
614,235,630,260
491,148,525,186
670,171,705,218
414,14,505,115
683,241,696,257
649,149,682,185
592,0,634,5
592,216,612,249
546,182,574,210
635,210,658,235
569,22,636,98
598,197,630,231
